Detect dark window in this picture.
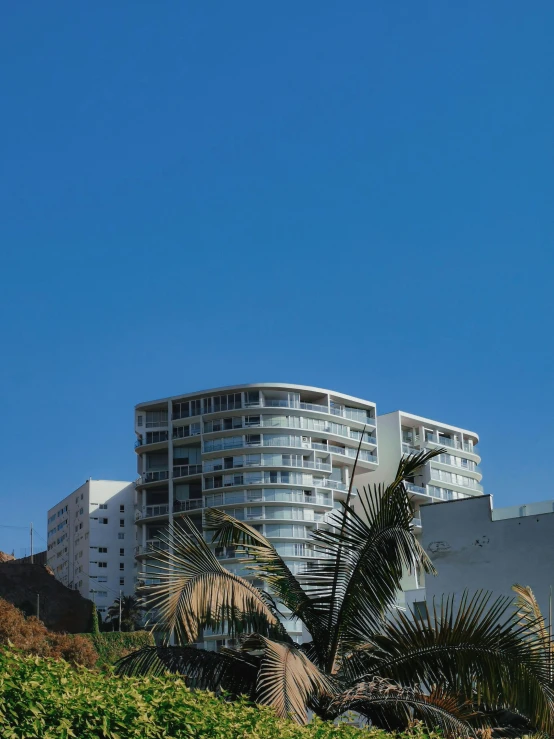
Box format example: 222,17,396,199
119,519,125,528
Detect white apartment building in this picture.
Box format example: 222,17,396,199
46,480,137,619
134,383,378,646
356,410,482,612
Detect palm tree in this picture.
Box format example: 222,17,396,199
116,449,554,735
107,595,145,632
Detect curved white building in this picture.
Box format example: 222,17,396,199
134,383,378,644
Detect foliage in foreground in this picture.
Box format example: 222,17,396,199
0,597,97,669
0,648,443,739
81,630,154,670
116,449,554,736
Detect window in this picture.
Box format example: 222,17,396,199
99,504,108,510
118,533,124,540
99,518,108,525
119,548,124,556
96,591,107,598
119,562,124,571
79,508,83,515
97,576,107,583
98,547,107,553
119,578,125,586
98,562,107,568
119,519,125,528
120,505,125,513
137,415,143,427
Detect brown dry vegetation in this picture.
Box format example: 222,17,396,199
0,597,97,669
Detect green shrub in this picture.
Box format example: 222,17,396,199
0,648,441,739
80,630,155,670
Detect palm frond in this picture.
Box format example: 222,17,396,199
142,518,282,643
512,584,551,655
342,591,554,734
300,449,440,670
242,634,335,724
330,677,473,737
114,645,258,697
204,507,329,662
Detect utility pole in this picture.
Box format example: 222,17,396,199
30,523,33,564
119,590,122,632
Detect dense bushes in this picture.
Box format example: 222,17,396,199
82,630,155,670
0,649,441,739
0,598,97,669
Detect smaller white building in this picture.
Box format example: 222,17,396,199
420,495,554,619
47,480,137,619
356,410,482,610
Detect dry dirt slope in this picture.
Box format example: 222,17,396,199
0,559,93,633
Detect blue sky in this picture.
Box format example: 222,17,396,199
1,2,553,555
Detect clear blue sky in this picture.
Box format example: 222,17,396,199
1,2,553,556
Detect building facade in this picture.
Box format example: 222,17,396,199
420,495,554,620
134,383,378,646
46,480,136,619
356,410,482,611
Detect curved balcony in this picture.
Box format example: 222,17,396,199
135,540,170,557
173,464,203,480
135,499,204,522
173,499,204,514
137,470,169,487
204,489,332,509
135,504,170,521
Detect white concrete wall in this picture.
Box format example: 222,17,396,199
47,480,136,619
421,495,554,618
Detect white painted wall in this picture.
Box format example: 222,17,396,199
47,480,136,619
421,495,554,619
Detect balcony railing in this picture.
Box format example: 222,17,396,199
405,482,427,495
136,540,170,555
425,434,475,453
142,470,169,483
402,443,421,456
319,478,348,492
173,499,204,513
430,468,483,492
328,445,377,462
204,489,332,508
136,500,204,520
330,407,375,424
173,464,202,478
137,504,170,519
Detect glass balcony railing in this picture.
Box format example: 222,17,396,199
319,478,349,492
136,540,170,555
430,468,483,492
142,470,169,483
173,464,202,478
425,434,476,453
330,407,375,425
402,443,421,456
136,501,203,519
328,445,377,462
204,489,332,508
138,504,170,519
173,499,204,513
404,482,427,495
